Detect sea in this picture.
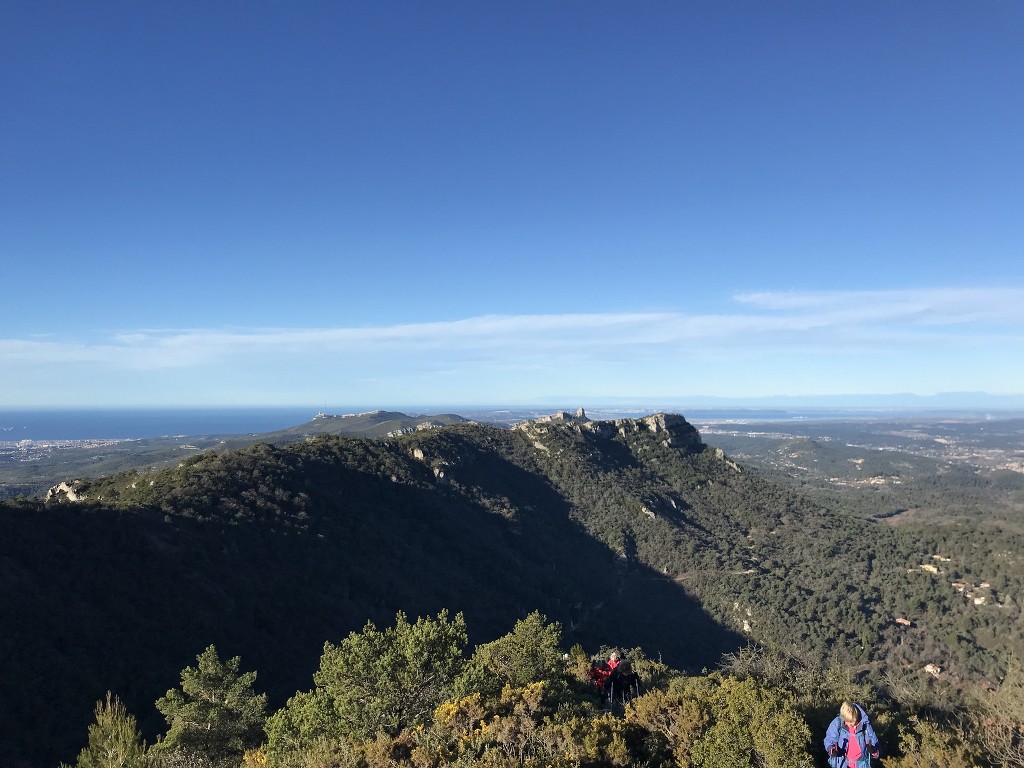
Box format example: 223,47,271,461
1,405,1009,442
0,407,322,441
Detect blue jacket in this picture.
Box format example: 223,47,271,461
823,704,879,768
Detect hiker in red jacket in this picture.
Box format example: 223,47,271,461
587,658,612,688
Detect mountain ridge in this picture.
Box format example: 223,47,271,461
2,411,1022,766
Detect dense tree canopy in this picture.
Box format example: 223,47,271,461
63,610,1020,768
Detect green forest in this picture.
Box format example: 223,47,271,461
2,413,1022,767
54,611,1024,768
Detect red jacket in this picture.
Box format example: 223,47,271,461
588,662,612,687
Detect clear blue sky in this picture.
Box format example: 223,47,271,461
2,2,1023,407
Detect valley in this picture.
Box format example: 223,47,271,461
1,409,1022,767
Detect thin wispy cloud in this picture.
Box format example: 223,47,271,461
2,287,1022,406
2,288,1021,374
735,288,1024,326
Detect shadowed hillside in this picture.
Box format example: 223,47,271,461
1,414,738,767
2,412,1022,767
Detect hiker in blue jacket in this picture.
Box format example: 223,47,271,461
823,701,880,768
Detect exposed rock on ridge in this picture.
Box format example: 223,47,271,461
45,480,86,503
515,410,704,453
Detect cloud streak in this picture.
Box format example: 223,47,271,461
735,287,1024,326
2,286,1023,407
3,287,1023,375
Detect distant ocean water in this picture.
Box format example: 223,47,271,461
0,408,323,441
1,405,1008,442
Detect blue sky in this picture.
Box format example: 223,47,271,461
2,2,1023,407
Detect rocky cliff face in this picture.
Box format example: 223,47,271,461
614,412,704,451
44,480,86,502
515,411,704,454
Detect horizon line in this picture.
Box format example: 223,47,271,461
4,392,1024,411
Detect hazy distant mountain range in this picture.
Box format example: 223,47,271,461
562,392,1024,411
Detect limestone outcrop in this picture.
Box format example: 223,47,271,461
515,410,704,453
45,480,85,503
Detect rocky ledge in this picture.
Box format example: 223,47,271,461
515,409,703,452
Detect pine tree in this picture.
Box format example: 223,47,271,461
154,645,267,766
455,611,565,698
313,610,468,738
70,692,148,768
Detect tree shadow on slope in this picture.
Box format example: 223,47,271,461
0,438,742,767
